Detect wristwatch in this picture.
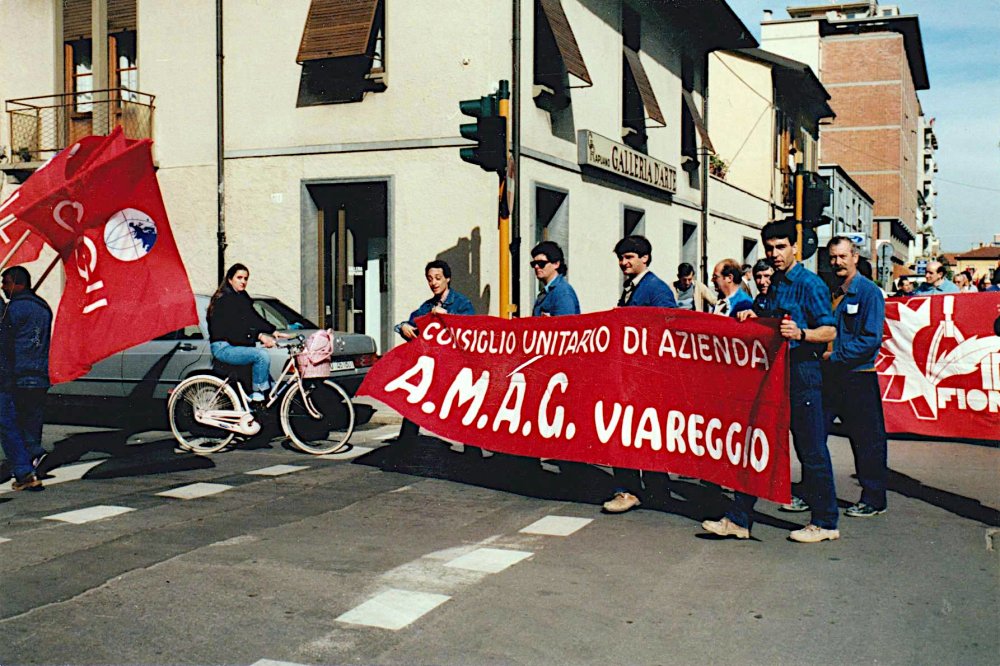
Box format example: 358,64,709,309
799,328,807,342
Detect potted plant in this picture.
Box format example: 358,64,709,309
709,154,729,179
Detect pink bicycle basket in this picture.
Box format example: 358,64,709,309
295,329,335,378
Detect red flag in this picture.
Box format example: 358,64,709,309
19,140,197,383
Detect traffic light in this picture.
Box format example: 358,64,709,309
792,171,833,225
459,94,507,173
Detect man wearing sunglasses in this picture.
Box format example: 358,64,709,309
916,261,959,294
531,241,580,317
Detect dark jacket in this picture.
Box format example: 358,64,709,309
0,290,53,390
208,287,276,347
533,275,581,316
623,271,677,308
395,288,475,338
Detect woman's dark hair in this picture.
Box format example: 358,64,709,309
425,260,452,279
208,263,249,319
531,240,568,275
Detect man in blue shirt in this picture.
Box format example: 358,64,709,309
750,259,774,312
394,260,475,441
604,235,676,514
711,259,754,318
823,237,888,518
702,219,841,543
916,261,960,294
531,241,580,316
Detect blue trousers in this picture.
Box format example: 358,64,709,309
824,368,888,510
727,360,839,530
210,342,272,392
0,389,47,480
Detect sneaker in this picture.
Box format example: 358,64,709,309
602,491,641,513
12,473,44,492
250,392,266,403
31,452,50,478
701,517,750,540
845,502,886,518
779,496,809,513
789,524,840,543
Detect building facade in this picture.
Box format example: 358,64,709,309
1,0,762,353
759,1,931,278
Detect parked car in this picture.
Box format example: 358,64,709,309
50,294,378,407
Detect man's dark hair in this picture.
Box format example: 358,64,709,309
718,259,743,284
896,276,909,289
2,265,31,290
676,262,695,278
857,256,874,280
752,259,772,276
531,240,568,275
613,235,653,265
961,270,973,282
760,219,798,245
425,259,451,279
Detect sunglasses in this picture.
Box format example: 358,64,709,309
530,260,551,269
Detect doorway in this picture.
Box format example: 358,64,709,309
303,181,389,353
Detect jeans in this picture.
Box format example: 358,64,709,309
0,392,29,479
824,369,888,509
727,360,839,530
210,342,272,392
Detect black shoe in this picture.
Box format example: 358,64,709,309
845,502,886,518
32,453,50,478
12,473,44,492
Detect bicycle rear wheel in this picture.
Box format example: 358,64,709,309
280,379,355,455
168,375,239,454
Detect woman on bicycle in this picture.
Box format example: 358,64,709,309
208,263,291,402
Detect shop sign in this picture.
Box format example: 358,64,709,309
577,130,677,194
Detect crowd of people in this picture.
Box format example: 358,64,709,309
893,263,1000,296
397,218,906,544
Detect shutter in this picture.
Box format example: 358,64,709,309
63,0,91,40
297,0,379,63
108,0,137,32
682,89,714,154
623,47,665,126
537,0,592,86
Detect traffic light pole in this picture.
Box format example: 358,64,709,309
794,169,804,263
497,80,514,319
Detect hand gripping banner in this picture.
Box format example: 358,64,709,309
359,308,792,504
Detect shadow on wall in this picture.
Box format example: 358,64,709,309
437,227,491,316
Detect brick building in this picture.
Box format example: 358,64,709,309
759,1,930,276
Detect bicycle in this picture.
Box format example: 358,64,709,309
167,337,356,456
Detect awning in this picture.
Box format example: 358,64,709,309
623,47,665,127
537,0,592,86
682,89,715,154
297,0,380,63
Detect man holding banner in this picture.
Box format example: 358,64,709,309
603,235,677,514
704,220,840,543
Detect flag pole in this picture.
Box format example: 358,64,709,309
34,254,61,291
0,230,33,273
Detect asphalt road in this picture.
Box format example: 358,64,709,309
0,405,997,666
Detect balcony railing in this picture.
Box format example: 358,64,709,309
5,89,154,164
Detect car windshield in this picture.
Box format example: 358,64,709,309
253,299,318,330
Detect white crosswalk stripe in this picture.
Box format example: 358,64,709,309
336,589,451,630
157,482,232,500
444,547,533,573
245,464,310,476
520,515,593,536
43,505,135,524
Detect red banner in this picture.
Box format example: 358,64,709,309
878,293,1000,442
359,308,792,504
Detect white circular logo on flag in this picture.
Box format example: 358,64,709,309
104,208,157,262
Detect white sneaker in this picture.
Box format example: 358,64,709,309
789,524,840,543
701,517,750,540
250,392,265,402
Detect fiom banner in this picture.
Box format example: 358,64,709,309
359,308,792,504
878,293,1000,442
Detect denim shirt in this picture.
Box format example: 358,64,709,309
0,290,53,390
829,273,885,371
533,275,581,316
768,262,835,357
917,280,960,294
395,288,475,337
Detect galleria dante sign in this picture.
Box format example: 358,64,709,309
577,130,677,195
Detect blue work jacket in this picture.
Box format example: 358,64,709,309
623,271,677,308
396,288,475,338
533,275,581,316
829,273,885,372
0,290,53,390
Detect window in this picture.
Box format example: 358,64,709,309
110,31,138,102
67,39,94,113
296,0,387,107
535,186,569,254
742,237,759,265
623,207,645,237
533,0,591,110
620,5,664,153
681,222,698,267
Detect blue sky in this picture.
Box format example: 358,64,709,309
728,0,1000,252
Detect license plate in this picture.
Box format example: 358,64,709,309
330,360,355,372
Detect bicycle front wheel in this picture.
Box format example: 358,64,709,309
280,379,355,455
168,375,239,454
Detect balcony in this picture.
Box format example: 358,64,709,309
3,89,154,179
